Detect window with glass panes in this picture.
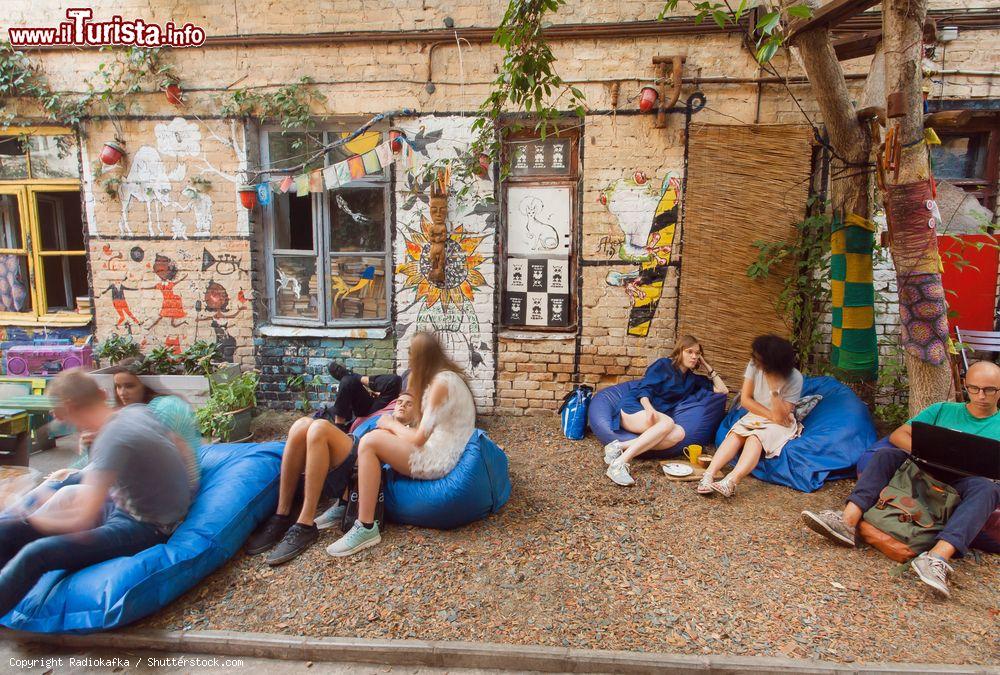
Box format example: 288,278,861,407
261,128,391,326
0,127,86,324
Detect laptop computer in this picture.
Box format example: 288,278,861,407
911,421,1000,481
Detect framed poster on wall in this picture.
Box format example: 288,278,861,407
505,186,571,257
504,256,572,328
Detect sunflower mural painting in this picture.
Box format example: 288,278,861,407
599,171,682,337
396,213,490,368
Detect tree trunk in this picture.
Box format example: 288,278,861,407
883,0,953,413
794,28,871,223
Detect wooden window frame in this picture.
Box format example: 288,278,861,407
499,126,580,333
260,126,392,328
0,125,86,326
934,116,1000,213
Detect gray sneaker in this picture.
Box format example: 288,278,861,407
605,459,635,486
911,552,953,598
801,509,856,547
603,440,623,466
315,500,346,530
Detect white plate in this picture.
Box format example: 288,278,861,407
662,463,694,477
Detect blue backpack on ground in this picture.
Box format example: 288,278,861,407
559,384,593,440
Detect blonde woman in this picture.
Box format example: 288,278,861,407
605,335,729,486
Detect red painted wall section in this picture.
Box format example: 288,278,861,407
939,234,999,332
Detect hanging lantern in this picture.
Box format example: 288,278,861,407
100,140,125,166
238,184,258,209
388,129,406,154
638,86,659,113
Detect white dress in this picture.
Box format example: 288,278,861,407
408,370,476,479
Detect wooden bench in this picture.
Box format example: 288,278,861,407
0,408,30,466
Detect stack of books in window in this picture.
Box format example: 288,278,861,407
75,296,92,314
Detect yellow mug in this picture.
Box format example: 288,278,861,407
683,444,703,467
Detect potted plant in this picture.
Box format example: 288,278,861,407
161,74,183,106
196,371,258,443
93,333,142,364
92,337,240,405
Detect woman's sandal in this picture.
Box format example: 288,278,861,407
709,478,736,498
696,474,715,495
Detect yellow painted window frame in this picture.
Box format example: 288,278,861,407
0,126,86,326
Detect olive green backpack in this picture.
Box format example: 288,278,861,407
859,458,961,562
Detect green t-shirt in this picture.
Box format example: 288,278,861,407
908,402,1000,441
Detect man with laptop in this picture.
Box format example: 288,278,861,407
801,360,1000,598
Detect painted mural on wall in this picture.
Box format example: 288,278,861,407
82,117,252,363
87,117,249,239
598,171,682,337
393,117,496,406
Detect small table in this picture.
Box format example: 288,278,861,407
0,408,30,466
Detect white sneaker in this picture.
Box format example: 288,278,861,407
603,440,624,465
606,459,635,486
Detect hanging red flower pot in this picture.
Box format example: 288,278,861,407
100,140,125,166
473,153,490,177
388,129,406,154
164,83,183,106
238,184,258,209
638,86,659,113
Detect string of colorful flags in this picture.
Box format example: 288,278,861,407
252,136,420,207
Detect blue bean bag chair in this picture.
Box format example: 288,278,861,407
1,442,282,633
353,418,511,529
715,376,876,492
588,381,727,459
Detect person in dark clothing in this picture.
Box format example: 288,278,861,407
801,360,1000,599
316,361,403,433
0,369,192,618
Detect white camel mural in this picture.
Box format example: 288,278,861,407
118,146,186,237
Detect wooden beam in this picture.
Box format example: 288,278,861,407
833,31,882,60
788,0,882,40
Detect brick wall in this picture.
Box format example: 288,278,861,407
255,335,395,410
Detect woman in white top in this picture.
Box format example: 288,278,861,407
696,334,803,498
327,331,476,557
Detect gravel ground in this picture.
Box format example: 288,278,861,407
141,415,999,665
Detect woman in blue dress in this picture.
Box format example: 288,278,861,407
605,335,729,486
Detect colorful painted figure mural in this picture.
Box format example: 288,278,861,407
331,265,376,307
147,253,188,329
600,171,681,337
101,282,140,327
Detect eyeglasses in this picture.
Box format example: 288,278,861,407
966,385,1000,396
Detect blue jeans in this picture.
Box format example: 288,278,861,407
849,446,1000,555
0,508,166,618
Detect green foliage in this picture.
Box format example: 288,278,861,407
286,373,314,413
219,77,327,148
658,0,812,64
873,343,909,430
473,0,585,166
197,371,259,440
95,334,142,365
746,205,831,374
0,42,174,132
96,336,227,374
0,41,87,127
179,340,224,376
145,345,182,374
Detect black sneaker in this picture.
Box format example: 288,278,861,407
265,523,319,566
327,361,354,381
245,514,293,555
